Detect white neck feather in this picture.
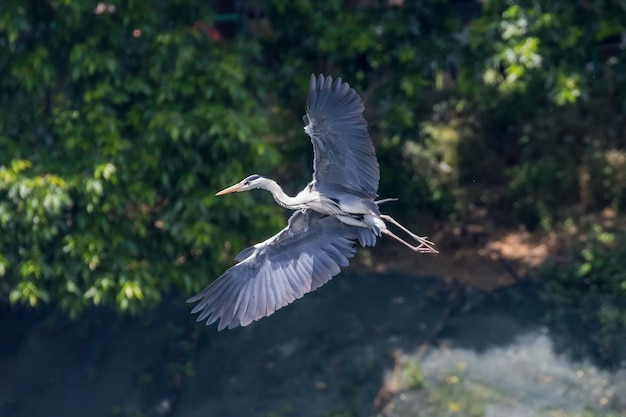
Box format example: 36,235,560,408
260,179,303,209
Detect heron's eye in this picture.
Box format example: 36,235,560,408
243,181,250,186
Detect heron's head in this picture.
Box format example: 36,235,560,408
215,174,269,195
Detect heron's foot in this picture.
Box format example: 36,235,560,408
380,214,439,254
414,236,438,253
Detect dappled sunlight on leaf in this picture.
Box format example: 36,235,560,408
0,1,281,314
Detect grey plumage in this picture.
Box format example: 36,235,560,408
305,74,380,198
187,211,357,330
188,74,437,331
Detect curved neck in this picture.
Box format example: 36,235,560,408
261,179,300,209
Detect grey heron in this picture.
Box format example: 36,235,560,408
188,74,437,330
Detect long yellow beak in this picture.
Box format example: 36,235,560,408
215,183,242,196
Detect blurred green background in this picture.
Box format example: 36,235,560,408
1,1,626,414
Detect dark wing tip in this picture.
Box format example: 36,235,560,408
306,74,362,113
323,74,332,89
186,293,202,303
309,73,317,92
308,73,350,94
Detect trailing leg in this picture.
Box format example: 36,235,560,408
380,214,438,253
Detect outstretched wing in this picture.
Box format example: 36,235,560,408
304,74,380,198
187,211,358,330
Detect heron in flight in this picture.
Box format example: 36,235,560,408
188,74,437,330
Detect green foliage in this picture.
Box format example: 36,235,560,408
427,373,486,417
0,0,281,315
255,0,626,229
540,223,626,365
258,0,460,221
397,361,426,390
2,0,626,322
450,1,626,227
462,0,626,104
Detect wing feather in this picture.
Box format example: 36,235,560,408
256,276,268,321
241,282,258,327
304,74,380,198
187,211,358,330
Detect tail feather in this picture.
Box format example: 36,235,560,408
357,227,377,247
